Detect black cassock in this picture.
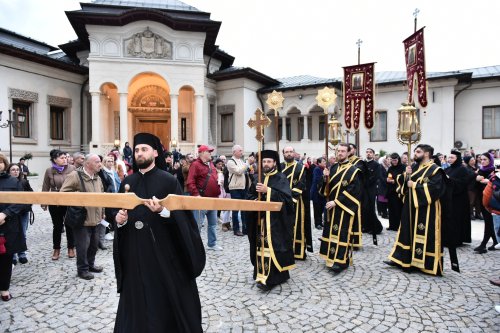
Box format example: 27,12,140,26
246,170,295,286
280,161,313,259
113,167,205,333
445,163,473,244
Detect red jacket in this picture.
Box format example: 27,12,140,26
186,158,221,198
483,178,500,215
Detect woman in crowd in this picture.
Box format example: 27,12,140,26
464,156,483,220
0,154,26,301
41,150,76,260
7,163,33,264
376,156,390,219
474,152,498,253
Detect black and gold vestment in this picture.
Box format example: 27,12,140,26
246,169,296,286
387,161,446,275
319,160,362,267
281,161,313,259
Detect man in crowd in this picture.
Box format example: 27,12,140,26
73,152,85,169
348,143,365,248
385,144,450,275
386,153,406,231
60,154,105,280
281,146,313,259
186,145,222,251
363,148,383,236
319,143,362,274
246,150,295,291
311,157,327,230
226,145,249,236
114,132,205,332
19,157,29,178
182,153,195,195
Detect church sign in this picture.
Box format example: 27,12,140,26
124,27,173,59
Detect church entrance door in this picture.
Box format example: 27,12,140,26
136,117,170,151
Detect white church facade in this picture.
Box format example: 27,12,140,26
0,0,498,173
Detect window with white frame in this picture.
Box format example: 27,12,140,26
218,104,235,143
483,105,500,139
12,100,31,138
370,111,387,142
50,105,65,140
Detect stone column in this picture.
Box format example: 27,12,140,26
303,115,309,141
119,93,128,148
195,94,204,146
170,94,179,146
90,92,101,144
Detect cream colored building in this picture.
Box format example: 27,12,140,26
0,0,499,174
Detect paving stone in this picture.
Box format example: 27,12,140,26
1,197,498,332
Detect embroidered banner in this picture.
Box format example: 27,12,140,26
343,62,375,130
403,27,428,107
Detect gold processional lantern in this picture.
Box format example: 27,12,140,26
328,114,343,146
397,102,421,155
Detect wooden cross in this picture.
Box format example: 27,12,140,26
247,108,271,142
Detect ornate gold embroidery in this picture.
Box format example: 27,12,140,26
333,224,339,232
341,180,348,187
415,248,423,255
418,223,425,230
329,247,335,254
422,177,429,183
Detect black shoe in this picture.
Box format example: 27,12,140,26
315,225,323,230
98,243,107,250
475,214,483,220
383,260,398,267
488,245,498,251
78,271,94,280
474,248,487,254
331,264,347,273
256,282,274,291
474,245,486,252
89,265,104,273
19,257,28,264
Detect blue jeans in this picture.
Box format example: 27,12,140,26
14,211,30,260
194,209,218,247
493,214,500,243
229,189,247,234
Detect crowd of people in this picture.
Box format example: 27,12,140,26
0,135,499,329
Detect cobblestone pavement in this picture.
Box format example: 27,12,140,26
1,183,499,332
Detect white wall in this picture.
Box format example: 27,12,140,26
0,53,86,174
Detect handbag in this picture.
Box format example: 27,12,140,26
64,171,88,229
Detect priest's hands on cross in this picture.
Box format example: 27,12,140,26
116,209,128,225
144,196,163,213
325,201,336,210
0,212,6,226
255,183,268,193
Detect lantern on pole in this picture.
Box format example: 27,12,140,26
265,90,284,152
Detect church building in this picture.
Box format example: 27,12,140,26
0,0,498,172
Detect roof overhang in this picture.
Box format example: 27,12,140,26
208,67,280,86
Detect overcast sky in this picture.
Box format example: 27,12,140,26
0,0,498,78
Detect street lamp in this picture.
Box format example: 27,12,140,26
170,138,178,150
0,109,26,163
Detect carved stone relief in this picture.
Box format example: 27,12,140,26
8,88,38,102
47,95,72,108
124,27,173,59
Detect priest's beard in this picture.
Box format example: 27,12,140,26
413,156,423,164
263,165,276,173
136,156,154,169
284,156,294,163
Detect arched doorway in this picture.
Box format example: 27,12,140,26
128,73,171,150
